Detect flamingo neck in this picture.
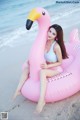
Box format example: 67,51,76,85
36,20,50,45
38,20,50,33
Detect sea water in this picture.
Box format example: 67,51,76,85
0,0,80,50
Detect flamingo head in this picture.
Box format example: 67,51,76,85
26,7,50,30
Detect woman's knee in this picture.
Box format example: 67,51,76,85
23,67,29,75
40,69,47,76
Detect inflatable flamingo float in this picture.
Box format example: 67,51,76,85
21,7,80,103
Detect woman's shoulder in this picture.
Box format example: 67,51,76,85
54,42,61,52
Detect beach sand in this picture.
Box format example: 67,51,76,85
0,26,80,120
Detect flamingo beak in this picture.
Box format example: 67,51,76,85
26,8,41,30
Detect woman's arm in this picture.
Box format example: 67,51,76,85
47,44,62,68
23,59,30,68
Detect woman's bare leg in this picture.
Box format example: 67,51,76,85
34,69,47,113
34,69,59,114
13,66,30,100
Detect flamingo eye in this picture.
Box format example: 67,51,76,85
42,11,45,15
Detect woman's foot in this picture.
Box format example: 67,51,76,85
34,100,46,114
12,89,21,100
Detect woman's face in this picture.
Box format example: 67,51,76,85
47,27,57,40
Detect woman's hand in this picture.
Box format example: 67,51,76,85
41,63,48,69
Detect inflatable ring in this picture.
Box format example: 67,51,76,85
21,7,80,103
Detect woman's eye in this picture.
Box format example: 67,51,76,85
42,11,45,15
53,33,56,35
49,30,51,32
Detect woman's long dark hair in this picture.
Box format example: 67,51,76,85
48,24,68,59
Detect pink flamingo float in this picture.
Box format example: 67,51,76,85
21,7,80,102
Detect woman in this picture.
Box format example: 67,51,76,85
13,24,68,114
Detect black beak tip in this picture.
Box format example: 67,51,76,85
26,19,33,30
26,25,30,30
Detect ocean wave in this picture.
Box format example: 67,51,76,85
51,6,80,22
0,0,80,50
41,1,56,9
0,25,37,49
